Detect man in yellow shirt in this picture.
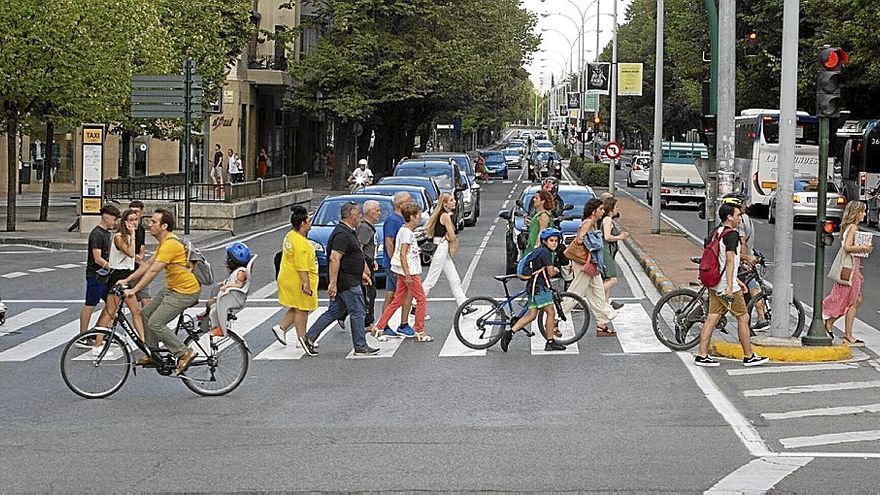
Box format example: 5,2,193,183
122,209,200,374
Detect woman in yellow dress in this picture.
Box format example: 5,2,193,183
271,205,319,355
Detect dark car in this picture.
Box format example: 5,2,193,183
498,184,597,275
393,158,469,229
376,176,441,204
308,194,394,288
412,152,481,224
482,151,509,179
527,150,562,181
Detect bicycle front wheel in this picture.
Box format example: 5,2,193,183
652,288,705,351
60,329,131,399
454,296,510,350
748,292,806,338
537,291,591,345
182,330,249,396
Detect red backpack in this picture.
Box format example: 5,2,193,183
698,227,734,288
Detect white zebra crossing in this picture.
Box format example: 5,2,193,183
0,302,663,363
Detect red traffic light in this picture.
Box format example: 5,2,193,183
822,220,836,234
819,47,849,70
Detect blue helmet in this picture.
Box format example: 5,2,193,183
226,242,251,265
539,227,562,241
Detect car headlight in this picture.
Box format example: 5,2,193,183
308,239,324,253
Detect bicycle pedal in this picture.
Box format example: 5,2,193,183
523,329,535,337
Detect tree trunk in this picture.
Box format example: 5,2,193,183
357,126,372,162
6,115,17,231
334,120,355,191
38,121,53,221
120,130,131,178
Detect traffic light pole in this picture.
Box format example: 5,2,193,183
804,118,834,345
184,58,193,235
703,0,718,234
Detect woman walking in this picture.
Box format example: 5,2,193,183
371,203,433,342
823,201,872,346
601,197,629,310
524,190,555,256
422,193,475,314
563,198,617,335
271,205,319,355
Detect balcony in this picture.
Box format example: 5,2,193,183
247,55,291,87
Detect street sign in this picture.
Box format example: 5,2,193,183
569,136,577,145
436,124,454,129
130,74,204,120
605,141,623,159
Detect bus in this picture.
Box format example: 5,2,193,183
734,109,820,211
646,141,708,208
837,119,880,225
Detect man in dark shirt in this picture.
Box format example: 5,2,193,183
78,204,120,341
305,202,378,355
128,200,151,305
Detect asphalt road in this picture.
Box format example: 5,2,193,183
0,146,879,492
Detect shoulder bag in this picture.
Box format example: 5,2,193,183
828,226,854,286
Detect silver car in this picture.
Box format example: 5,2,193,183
502,148,523,168
626,156,651,187
769,178,847,225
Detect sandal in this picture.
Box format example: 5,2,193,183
415,332,434,342
597,325,617,337
842,336,865,347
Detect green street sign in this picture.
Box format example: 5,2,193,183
583,93,599,113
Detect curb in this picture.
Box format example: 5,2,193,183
0,229,233,251
623,235,677,296
711,340,852,362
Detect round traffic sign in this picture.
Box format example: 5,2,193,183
605,141,623,159
568,136,577,145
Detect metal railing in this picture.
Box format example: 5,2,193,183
105,173,309,203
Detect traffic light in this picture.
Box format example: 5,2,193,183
821,220,836,246
817,46,848,118
698,114,716,151
593,116,601,125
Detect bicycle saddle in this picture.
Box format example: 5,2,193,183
494,274,521,283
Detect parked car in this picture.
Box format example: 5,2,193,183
393,158,469,229
412,152,481,224
308,194,394,288
482,151,509,179
377,176,441,205
498,184,596,274
502,148,523,168
626,156,651,187
769,178,847,225
355,184,437,263
527,150,563,181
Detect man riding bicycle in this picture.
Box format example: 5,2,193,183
120,208,200,374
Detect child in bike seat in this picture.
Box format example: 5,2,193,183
501,228,564,352
200,242,252,336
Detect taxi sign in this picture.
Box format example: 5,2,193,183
605,141,623,159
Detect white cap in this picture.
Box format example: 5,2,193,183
358,158,368,166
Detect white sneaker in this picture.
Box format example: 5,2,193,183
91,346,122,361
271,325,287,346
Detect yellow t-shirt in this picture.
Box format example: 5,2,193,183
155,234,201,294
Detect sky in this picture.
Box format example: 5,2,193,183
522,0,633,91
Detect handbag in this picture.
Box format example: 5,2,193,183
564,238,588,265
420,240,437,256
828,232,854,286
581,250,600,277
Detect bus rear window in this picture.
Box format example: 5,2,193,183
763,119,819,145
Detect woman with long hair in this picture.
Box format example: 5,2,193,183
601,197,629,310
97,209,145,342
422,193,475,314
524,189,555,256
563,198,617,336
823,201,872,346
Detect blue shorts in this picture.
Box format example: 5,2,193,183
85,276,108,306
528,287,554,309
747,278,759,291
385,267,397,292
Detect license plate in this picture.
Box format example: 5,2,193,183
679,187,696,195
806,197,816,204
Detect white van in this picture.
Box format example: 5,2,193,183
646,142,708,208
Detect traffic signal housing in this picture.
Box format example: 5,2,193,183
821,220,836,246
698,114,716,151
817,46,848,118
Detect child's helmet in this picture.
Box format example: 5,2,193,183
226,242,252,265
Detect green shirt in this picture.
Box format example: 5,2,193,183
524,210,552,257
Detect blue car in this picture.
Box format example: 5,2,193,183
498,184,596,274
482,151,509,179
307,194,394,288
376,176,441,204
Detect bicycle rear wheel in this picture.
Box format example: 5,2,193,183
652,288,705,351
181,330,249,396
454,296,510,350
748,292,806,338
537,291,591,345
60,329,131,399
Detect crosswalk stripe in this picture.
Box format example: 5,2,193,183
29,268,55,273
613,304,670,353
743,380,880,397
0,313,99,362
780,430,880,449
254,307,329,360
251,281,278,299
727,363,859,376
530,319,579,355
762,403,880,421
2,272,27,279
0,308,67,337
346,308,406,359
55,264,81,269
438,305,493,357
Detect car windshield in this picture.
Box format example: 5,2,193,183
378,178,439,201
503,149,519,157
531,151,559,161
396,166,453,190
365,188,428,210
536,142,554,149
313,197,394,226
634,157,651,166
485,154,505,164
521,188,595,212
794,179,838,193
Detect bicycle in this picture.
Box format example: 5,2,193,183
60,285,250,399
453,274,591,349
651,252,806,351
739,250,806,337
